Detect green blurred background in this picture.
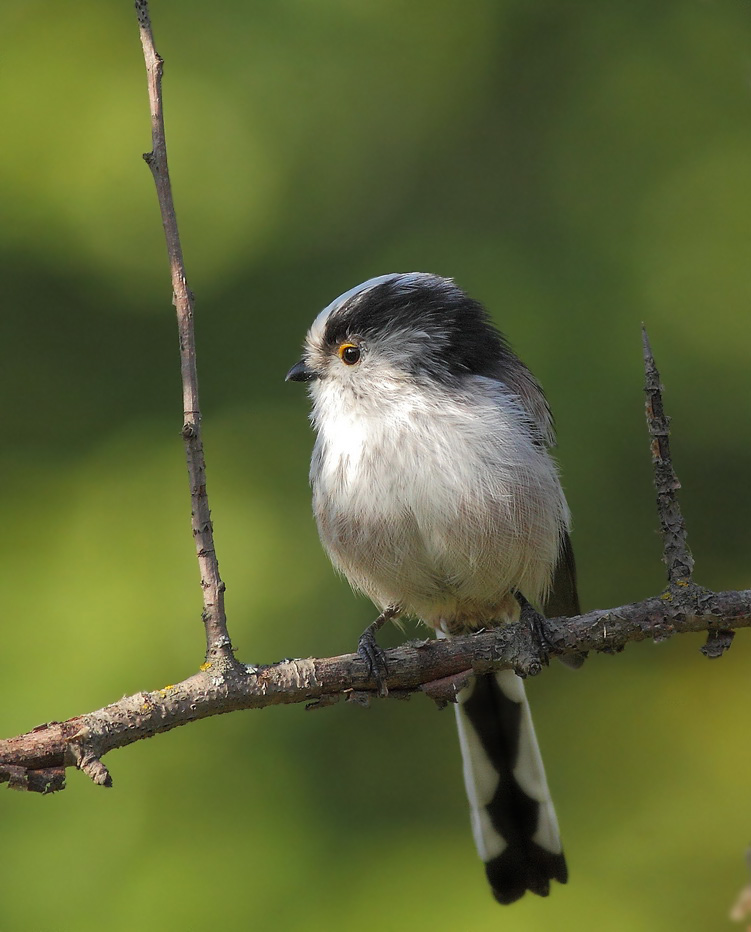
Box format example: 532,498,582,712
2,1,750,929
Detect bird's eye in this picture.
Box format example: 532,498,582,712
338,343,361,366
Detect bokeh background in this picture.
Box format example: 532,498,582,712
2,2,750,930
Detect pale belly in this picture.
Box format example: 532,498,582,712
313,450,561,630
309,379,567,630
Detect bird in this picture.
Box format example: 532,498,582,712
285,272,581,905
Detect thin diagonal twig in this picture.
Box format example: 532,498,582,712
135,1,234,666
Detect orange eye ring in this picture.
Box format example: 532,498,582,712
338,343,361,365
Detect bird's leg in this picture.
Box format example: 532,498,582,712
513,591,553,676
358,605,399,697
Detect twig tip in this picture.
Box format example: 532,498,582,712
641,324,654,364
70,743,113,787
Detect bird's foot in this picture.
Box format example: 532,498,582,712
513,591,553,677
357,606,399,698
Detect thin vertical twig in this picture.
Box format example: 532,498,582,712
642,326,694,587
134,0,234,665
641,327,733,658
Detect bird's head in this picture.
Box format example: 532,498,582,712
285,272,511,396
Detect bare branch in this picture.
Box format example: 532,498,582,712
642,328,735,658
1,587,749,792
134,0,234,665
642,326,694,587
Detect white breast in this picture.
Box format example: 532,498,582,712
309,376,569,629
309,379,371,491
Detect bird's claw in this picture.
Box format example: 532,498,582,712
358,628,389,697
514,590,553,675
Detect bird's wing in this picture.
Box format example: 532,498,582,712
544,530,586,669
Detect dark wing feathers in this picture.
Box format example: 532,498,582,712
544,531,586,669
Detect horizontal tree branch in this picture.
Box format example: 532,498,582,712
1,586,749,793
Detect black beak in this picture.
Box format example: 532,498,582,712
285,359,317,383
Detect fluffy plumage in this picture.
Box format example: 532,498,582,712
288,272,578,904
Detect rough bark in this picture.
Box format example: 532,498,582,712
1,586,748,794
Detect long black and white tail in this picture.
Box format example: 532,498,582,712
454,669,567,904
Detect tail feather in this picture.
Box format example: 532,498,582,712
454,669,567,904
